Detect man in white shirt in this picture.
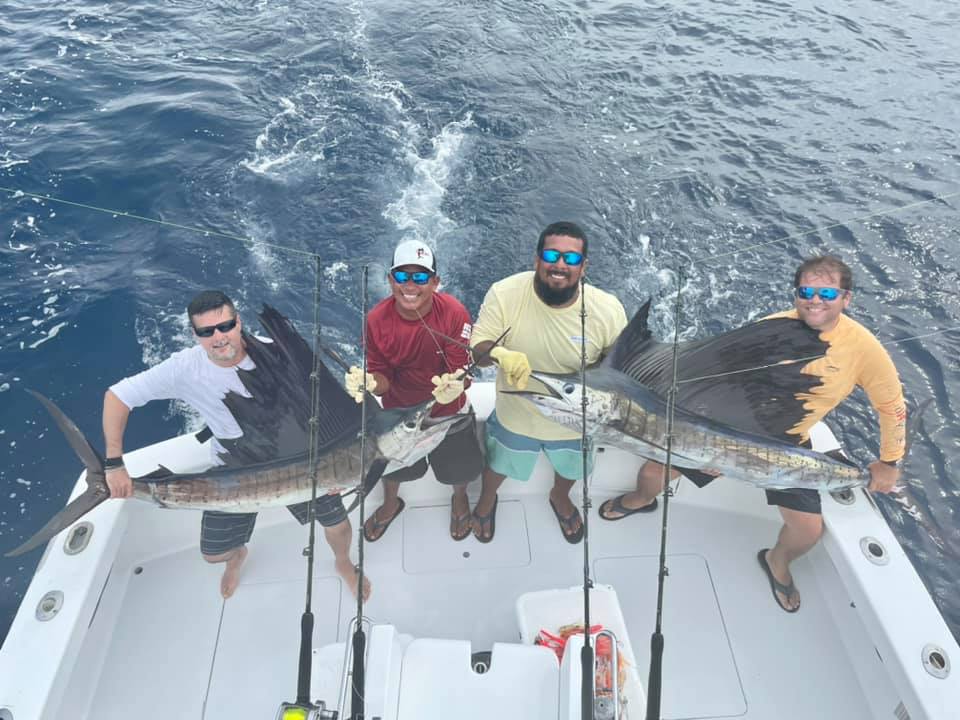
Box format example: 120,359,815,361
102,290,369,600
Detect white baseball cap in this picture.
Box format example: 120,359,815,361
391,239,436,272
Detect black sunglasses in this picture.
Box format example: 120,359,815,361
193,317,238,338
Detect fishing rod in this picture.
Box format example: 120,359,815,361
645,264,685,720
278,256,334,720
351,264,370,720
578,274,595,720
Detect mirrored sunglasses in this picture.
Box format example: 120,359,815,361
540,249,584,266
391,269,433,285
795,286,845,302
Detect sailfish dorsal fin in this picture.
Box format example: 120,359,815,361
217,305,364,466
603,302,831,442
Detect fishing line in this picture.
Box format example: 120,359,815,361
0,185,323,260
578,273,595,720
5,184,957,279
414,304,456,375
675,325,960,387
689,189,960,266
646,264,685,720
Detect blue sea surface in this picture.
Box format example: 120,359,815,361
1,0,959,647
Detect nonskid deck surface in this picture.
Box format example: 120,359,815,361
78,484,873,720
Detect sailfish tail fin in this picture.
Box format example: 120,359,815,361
5,391,110,557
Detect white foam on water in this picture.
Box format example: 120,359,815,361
382,114,473,248
324,262,348,281
27,321,67,349
241,97,308,176
0,152,28,170
0,384,9,393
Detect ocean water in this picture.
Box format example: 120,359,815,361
1,0,958,648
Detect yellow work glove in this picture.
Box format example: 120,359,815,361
344,366,376,403
431,372,465,404
489,346,531,390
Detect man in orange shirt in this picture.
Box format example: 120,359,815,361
599,255,906,613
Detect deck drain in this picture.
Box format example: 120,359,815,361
922,644,950,679
830,488,855,505
36,590,64,621
859,536,889,565
64,521,94,555
471,650,492,674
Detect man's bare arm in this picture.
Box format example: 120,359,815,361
103,390,134,498
472,341,496,367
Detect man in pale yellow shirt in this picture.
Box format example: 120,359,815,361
598,255,906,613
470,221,628,543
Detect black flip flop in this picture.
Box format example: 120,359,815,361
472,495,498,544
757,549,800,613
450,496,472,542
362,498,405,542
549,498,584,544
598,494,658,521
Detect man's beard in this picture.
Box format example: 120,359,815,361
207,342,239,363
534,273,578,306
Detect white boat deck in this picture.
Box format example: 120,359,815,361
51,451,883,720
2,388,959,719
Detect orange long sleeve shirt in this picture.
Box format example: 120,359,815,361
764,310,906,461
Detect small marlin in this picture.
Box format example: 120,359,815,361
6,306,469,557
514,301,919,492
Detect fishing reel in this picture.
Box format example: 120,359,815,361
276,701,338,720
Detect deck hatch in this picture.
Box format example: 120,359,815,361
595,554,746,718
402,500,531,573
207,577,342,718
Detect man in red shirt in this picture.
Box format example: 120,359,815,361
344,240,483,542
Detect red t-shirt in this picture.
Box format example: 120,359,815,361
366,292,473,417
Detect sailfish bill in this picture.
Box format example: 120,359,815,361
6,305,458,558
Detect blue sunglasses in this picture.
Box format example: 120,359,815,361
540,249,584,266
391,269,433,285
795,286,846,301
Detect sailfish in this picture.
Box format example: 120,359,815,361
516,301,910,491
6,305,462,557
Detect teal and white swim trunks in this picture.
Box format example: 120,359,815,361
484,410,593,481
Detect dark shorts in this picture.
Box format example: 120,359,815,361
382,413,483,486
199,494,348,556
761,446,848,515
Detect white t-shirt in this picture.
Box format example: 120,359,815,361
110,344,256,462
